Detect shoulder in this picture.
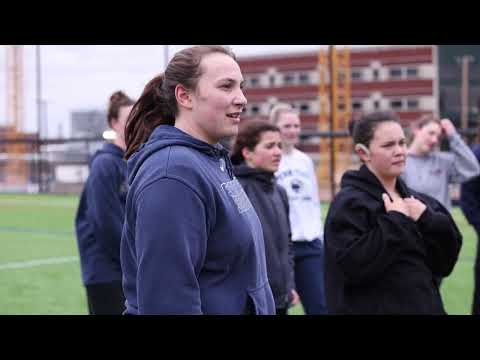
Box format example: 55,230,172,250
90,152,121,176
329,186,374,217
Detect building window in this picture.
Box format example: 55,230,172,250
351,70,363,81
283,74,295,85
352,101,363,110
338,71,346,82
269,75,276,86
299,73,310,84
407,99,419,109
373,69,380,81
390,100,403,110
300,103,311,113
406,67,418,78
251,105,260,115
389,68,403,79
250,77,260,87
374,100,380,109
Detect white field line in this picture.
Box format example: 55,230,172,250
0,199,77,208
0,256,79,270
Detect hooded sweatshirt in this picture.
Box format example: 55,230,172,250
324,165,462,315
75,142,127,285
234,164,295,309
121,125,275,315
402,132,480,211
460,144,480,235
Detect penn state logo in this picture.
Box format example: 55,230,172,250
290,179,304,194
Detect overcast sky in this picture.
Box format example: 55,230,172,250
0,45,379,138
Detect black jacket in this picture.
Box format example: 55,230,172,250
234,164,295,309
324,165,462,315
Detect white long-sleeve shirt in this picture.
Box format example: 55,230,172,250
275,148,324,242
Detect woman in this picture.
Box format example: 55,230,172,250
459,130,480,315
270,103,327,315
231,119,300,315
402,116,480,211
75,90,134,315
324,111,462,314
121,45,275,315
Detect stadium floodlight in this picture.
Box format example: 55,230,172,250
102,130,116,140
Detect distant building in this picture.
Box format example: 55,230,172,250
238,45,437,200
238,45,436,130
438,45,480,130
70,110,107,138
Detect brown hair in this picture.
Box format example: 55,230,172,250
124,45,237,159
269,103,299,125
407,114,442,144
107,91,135,127
351,111,400,147
230,119,280,165
411,114,441,132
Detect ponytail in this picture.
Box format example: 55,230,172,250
125,74,175,159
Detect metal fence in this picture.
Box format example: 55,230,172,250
0,129,478,201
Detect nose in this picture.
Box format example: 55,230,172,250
395,143,407,155
234,88,248,109
273,146,282,156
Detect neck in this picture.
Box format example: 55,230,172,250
408,141,425,156
113,138,126,151
366,164,397,194
175,114,216,145
283,143,295,155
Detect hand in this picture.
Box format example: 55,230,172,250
382,193,410,217
440,119,456,137
291,289,300,306
404,196,427,222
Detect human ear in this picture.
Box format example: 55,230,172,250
355,143,371,162
175,84,192,110
242,147,253,162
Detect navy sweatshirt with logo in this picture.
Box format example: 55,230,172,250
75,143,127,285
121,125,275,315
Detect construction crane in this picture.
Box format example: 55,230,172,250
317,45,352,198
4,45,28,188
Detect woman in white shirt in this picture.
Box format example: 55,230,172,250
270,103,327,315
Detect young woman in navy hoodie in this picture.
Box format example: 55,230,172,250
75,91,134,314
121,46,275,315
324,111,462,314
231,119,300,315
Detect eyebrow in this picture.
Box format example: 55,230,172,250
219,78,245,85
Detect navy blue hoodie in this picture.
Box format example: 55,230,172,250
120,125,275,315
75,143,127,285
460,144,480,235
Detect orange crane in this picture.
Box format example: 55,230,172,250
317,45,352,198
4,45,28,187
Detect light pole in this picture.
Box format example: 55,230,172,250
164,45,169,71
456,55,475,131
35,45,43,193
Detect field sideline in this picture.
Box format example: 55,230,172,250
0,193,476,315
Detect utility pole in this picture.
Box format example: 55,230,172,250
329,45,337,198
36,45,43,193
460,55,474,131
164,45,169,71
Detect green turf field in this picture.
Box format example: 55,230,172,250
0,193,477,315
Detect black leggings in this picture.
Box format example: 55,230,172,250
473,237,480,315
86,281,125,315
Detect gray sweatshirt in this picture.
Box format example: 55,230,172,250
401,133,480,210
